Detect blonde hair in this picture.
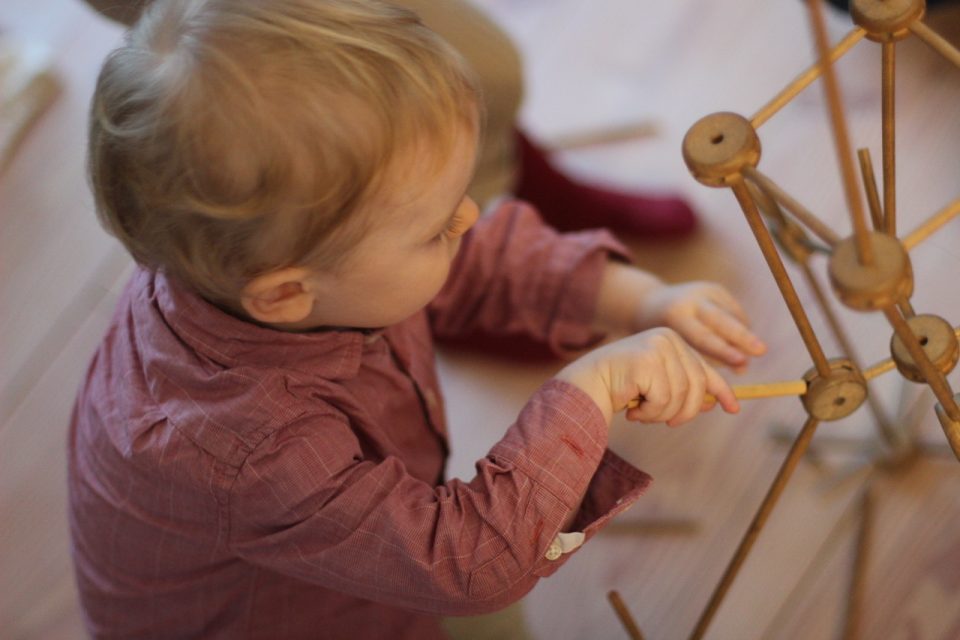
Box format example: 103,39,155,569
89,0,479,304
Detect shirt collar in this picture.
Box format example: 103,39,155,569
146,268,368,381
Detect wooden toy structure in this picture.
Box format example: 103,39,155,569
611,0,960,638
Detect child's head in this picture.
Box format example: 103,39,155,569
90,0,481,325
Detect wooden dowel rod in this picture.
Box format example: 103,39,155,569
934,403,960,462
732,179,833,376
751,27,866,129
746,181,788,227
897,298,916,319
731,381,809,400
881,42,896,236
857,148,884,231
808,0,873,265
624,380,808,410
743,166,841,247
842,485,874,640
546,121,658,152
883,306,960,421
902,198,960,250
748,183,834,259
862,357,896,381
608,591,645,640
910,21,960,71
688,416,822,640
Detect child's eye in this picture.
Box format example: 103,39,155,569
440,214,467,239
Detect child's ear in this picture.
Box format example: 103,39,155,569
240,267,316,325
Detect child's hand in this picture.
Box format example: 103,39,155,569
635,281,767,373
594,264,766,373
555,327,739,426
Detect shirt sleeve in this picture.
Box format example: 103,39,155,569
427,200,632,356
227,380,650,616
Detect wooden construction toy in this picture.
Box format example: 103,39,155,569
612,0,960,637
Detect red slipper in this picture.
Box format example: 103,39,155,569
514,129,698,237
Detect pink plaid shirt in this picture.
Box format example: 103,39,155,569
68,201,652,639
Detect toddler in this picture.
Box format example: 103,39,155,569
69,0,766,638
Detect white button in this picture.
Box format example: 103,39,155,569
424,389,438,409
544,542,562,561
555,531,585,553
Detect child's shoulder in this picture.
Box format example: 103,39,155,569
86,268,351,457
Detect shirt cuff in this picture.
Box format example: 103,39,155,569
571,448,652,534
532,448,652,577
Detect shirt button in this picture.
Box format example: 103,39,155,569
424,389,438,410
544,542,562,561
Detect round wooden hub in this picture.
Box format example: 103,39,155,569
850,0,925,42
801,359,867,421
828,232,913,311
890,313,959,382
682,112,761,187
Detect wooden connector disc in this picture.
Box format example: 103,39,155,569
850,0,925,42
681,112,760,187
890,314,959,382
801,359,867,421
828,232,913,311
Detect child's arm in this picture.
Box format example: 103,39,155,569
228,380,644,617
428,200,628,354
430,200,765,369
593,261,767,373
228,262,743,616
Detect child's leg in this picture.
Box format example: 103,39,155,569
441,601,533,640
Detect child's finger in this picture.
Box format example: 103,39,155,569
706,286,751,326
655,338,687,423
666,345,708,427
697,303,767,357
703,362,739,414
629,375,670,422
625,332,688,423
672,316,749,367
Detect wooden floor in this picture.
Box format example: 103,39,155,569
3,1,960,639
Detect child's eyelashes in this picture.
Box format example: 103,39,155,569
437,213,467,240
